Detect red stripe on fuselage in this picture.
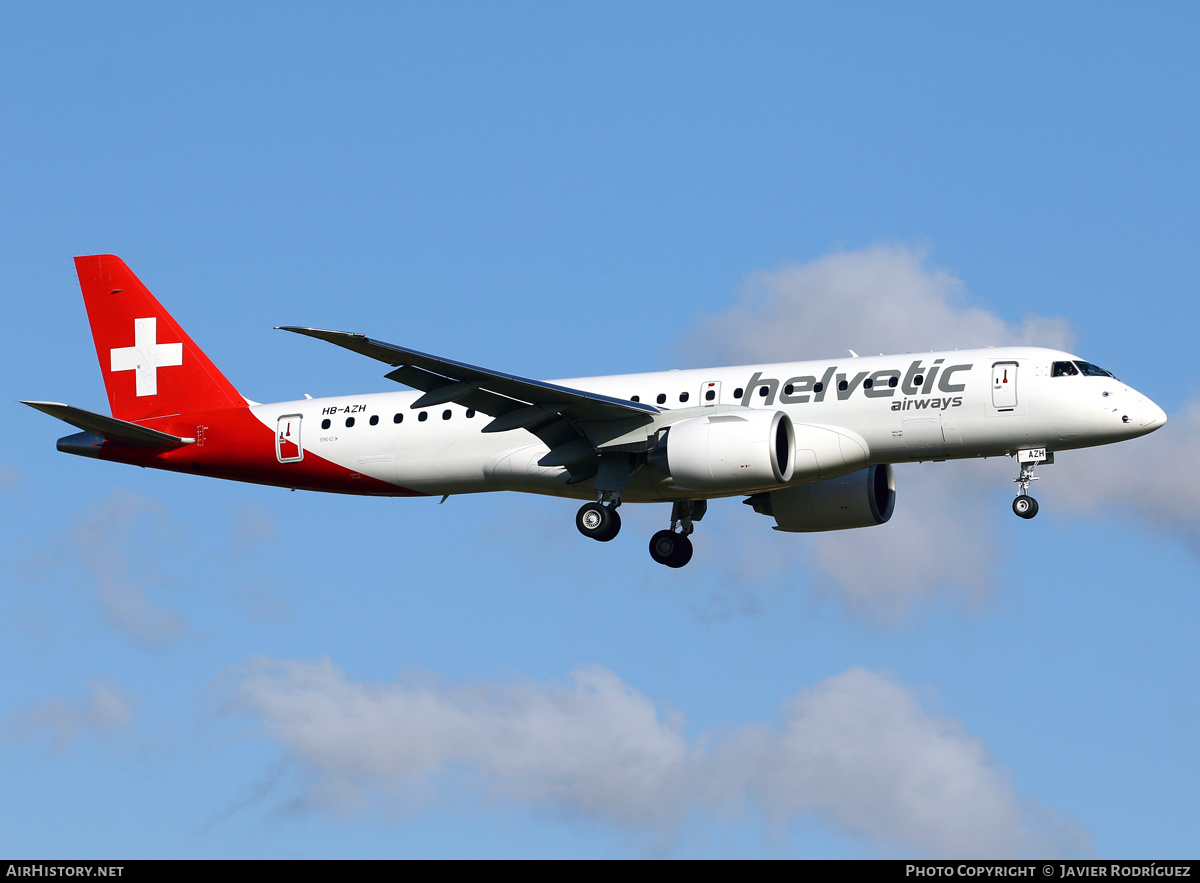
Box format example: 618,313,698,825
93,406,421,496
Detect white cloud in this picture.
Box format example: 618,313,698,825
682,243,1074,367
5,678,136,750
1054,396,1200,545
26,491,303,639
676,244,1076,622
223,657,1086,857
806,459,1008,622
681,244,1200,616
753,668,1076,856
226,506,290,622
22,487,189,643
37,489,189,646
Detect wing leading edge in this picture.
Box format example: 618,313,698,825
278,327,661,480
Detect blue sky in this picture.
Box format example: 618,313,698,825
2,2,1198,858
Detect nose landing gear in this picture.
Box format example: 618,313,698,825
1012,449,1051,519
1012,494,1039,519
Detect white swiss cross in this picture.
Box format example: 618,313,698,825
109,317,183,397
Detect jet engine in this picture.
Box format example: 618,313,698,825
650,409,795,492
745,464,895,532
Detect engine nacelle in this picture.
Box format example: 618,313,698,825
654,409,795,492
746,464,895,532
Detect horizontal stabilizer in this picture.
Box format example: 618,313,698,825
21,401,195,448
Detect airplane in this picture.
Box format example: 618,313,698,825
24,255,1168,568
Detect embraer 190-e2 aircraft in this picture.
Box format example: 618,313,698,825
25,255,1168,568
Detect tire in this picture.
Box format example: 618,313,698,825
649,529,678,565
669,533,693,568
576,502,612,540
600,508,622,542
1012,496,1038,519
649,530,693,567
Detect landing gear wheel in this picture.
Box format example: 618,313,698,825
649,530,693,568
577,502,621,541
1012,496,1039,519
605,508,621,540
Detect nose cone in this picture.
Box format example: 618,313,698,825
1121,387,1168,437
1141,398,1168,431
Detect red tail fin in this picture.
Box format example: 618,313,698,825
75,255,246,421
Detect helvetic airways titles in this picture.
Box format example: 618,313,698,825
743,358,970,409
24,256,1167,569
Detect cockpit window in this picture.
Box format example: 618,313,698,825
1051,361,1078,377
1074,360,1114,378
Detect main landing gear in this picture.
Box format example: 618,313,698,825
575,497,706,568
649,529,692,568
649,500,706,568
576,497,622,542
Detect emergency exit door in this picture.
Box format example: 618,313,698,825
700,381,722,406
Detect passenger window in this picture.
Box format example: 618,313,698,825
889,376,898,388
705,390,715,401
631,395,640,403
656,393,666,404
913,375,924,386
418,411,428,422
814,382,824,393
679,392,689,403
442,410,452,420
863,378,873,389
369,415,379,426
1052,361,1079,377
838,380,848,391
734,388,743,399
759,386,769,397
393,413,403,423
345,417,355,427
466,409,475,418
321,418,331,429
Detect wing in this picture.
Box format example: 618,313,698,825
278,327,660,480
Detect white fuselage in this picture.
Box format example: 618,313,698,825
251,347,1166,502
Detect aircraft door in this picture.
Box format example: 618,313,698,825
276,414,303,463
700,381,722,407
992,362,1018,410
